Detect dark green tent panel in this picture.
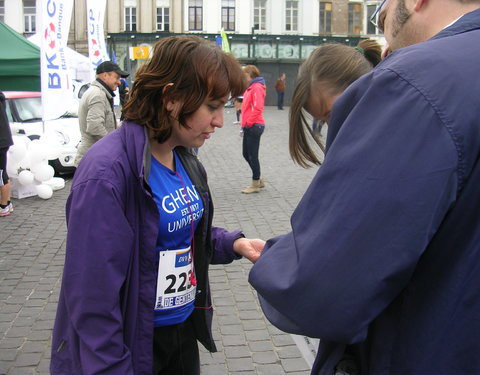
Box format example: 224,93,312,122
0,21,40,91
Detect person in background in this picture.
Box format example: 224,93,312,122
50,35,265,375
0,91,13,217
274,73,286,110
232,96,243,125
74,61,129,166
119,77,130,121
289,39,381,168
250,1,480,374
241,65,266,194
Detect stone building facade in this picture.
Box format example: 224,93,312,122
1,0,385,105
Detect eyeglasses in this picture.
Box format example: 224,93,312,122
370,0,387,30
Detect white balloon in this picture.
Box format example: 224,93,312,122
18,156,31,170
33,164,55,182
36,184,53,199
44,177,65,191
39,134,62,160
45,144,61,161
30,159,47,173
6,162,20,176
8,142,27,163
18,170,35,186
29,147,48,166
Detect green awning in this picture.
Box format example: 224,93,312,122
0,21,40,91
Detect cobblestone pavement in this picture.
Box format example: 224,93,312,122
0,106,323,374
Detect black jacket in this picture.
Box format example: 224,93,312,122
0,92,13,149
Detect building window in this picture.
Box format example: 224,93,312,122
0,1,4,23
285,0,298,32
125,7,137,32
24,0,36,33
253,0,267,31
366,3,378,34
189,0,203,31
221,0,235,31
319,2,332,34
348,2,362,34
156,7,170,31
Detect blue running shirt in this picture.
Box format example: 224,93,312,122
148,151,204,327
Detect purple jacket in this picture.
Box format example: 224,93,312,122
51,121,242,374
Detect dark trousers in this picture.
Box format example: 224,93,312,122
277,91,285,109
242,124,265,180
0,147,9,185
153,316,200,375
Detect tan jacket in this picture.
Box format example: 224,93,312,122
74,80,116,166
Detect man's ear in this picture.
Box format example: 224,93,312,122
413,0,428,12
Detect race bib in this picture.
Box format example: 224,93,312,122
154,247,196,310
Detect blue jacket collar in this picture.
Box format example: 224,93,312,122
431,8,480,41
248,76,266,87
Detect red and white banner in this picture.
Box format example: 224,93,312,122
87,0,109,81
38,0,74,121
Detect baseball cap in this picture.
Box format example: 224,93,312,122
96,61,129,78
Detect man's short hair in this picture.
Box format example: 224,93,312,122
96,61,129,78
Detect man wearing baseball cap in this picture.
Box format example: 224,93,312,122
74,61,129,166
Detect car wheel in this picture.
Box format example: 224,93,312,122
49,159,76,176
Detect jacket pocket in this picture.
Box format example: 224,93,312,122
50,339,72,374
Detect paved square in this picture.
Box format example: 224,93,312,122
0,106,321,374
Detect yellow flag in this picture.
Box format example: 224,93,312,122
220,28,230,53
131,46,150,60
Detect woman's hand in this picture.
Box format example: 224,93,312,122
233,238,266,263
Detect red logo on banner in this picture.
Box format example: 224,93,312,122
44,23,56,49
90,38,101,57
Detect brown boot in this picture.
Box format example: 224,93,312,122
241,179,262,194
258,178,265,188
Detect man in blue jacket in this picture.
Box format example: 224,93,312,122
249,1,480,374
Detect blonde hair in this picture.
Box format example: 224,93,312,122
243,65,261,79
289,40,381,167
